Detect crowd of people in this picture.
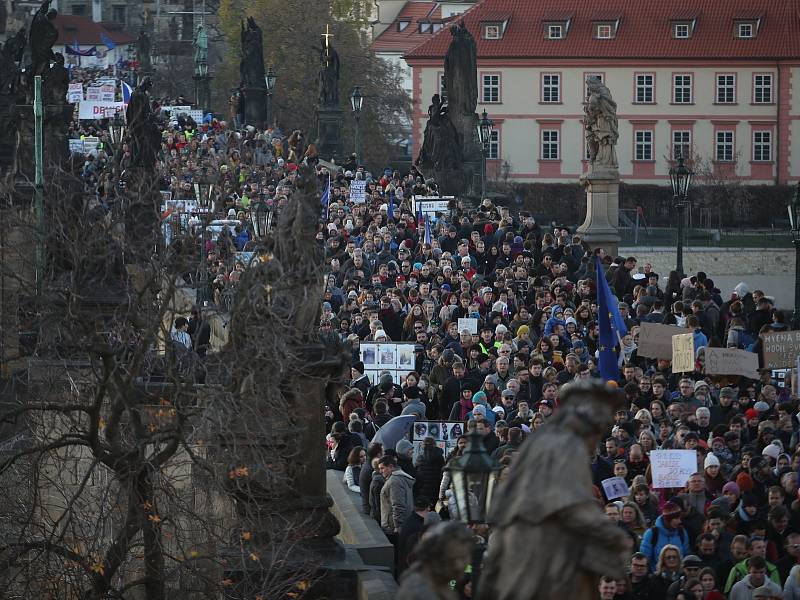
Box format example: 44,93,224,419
68,67,798,599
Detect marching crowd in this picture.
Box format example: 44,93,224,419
69,68,798,600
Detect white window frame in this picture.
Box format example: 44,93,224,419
484,24,501,39
673,23,690,38
673,74,693,104
635,73,655,103
397,20,410,32
752,130,772,162
487,130,500,160
634,130,653,161
481,74,500,103
737,22,754,38
541,73,561,103
672,130,691,160
541,129,560,160
716,74,736,104
753,74,773,104
715,130,734,162
548,24,563,39
419,22,432,33
595,23,613,39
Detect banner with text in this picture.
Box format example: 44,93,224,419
78,101,125,120
762,330,800,369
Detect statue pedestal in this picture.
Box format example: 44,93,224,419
316,106,343,163
242,86,267,128
577,170,621,256
193,74,212,116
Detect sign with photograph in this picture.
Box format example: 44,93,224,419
638,323,685,359
349,180,366,204
601,476,630,500
411,421,464,461
360,341,416,385
672,333,695,373
413,196,454,220
705,347,759,379
761,330,800,369
650,449,697,489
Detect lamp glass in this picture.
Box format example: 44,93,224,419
351,86,363,113
265,67,277,91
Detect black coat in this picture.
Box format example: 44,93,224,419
413,446,444,503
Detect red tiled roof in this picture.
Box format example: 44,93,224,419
371,1,444,53
405,0,800,60
54,15,136,46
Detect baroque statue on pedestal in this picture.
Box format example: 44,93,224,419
584,76,619,174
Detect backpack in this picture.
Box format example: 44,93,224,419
647,525,687,557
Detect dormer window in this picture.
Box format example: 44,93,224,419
594,22,616,39
432,22,442,33
397,20,409,32
673,23,690,38
483,23,502,39
737,21,754,38
548,24,563,39
419,21,432,34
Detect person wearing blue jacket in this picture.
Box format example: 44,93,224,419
639,501,691,571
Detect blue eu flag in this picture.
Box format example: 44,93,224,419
595,255,628,382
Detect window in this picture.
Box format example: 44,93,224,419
541,130,560,160
716,74,736,104
432,23,443,33
672,130,691,160
112,4,126,23
737,22,754,38
481,74,500,103
753,131,772,162
595,23,614,39
397,20,410,32
419,22,432,33
71,4,87,15
635,130,653,161
483,24,501,39
715,130,734,162
541,73,561,103
635,74,654,103
673,23,691,38
754,74,773,104
438,73,447,100
487,130,500,160
548,24,563,39
673,74,693,104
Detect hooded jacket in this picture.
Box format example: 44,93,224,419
380,468,415,532
639,515,691,570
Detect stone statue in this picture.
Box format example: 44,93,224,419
397,522,473,600
584,76,619,173
0,29,26,96
479,380,631,600
29,0,58,77
44,52,68,106
239,17,265,88
136,30,151,73
193,24,208,75
126,77,160,168
318,41,340,107
416,93,461,173
444,20,477,117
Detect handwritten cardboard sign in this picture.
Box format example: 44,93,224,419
637,322,685,359
601,476,629,500
650,449,697,489
761,330,800,369
672,333,695,373
705,347,759,379
457,318,478,335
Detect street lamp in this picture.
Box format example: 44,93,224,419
194,177,216,304
351,86,364,165
788,183,800,329
668,156,693,277
445,429,501,596
250,199,272,239
264,66,277,127
477,109,494,202
108,112,126,149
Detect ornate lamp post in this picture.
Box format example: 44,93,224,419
264,66,277,128
108,112,126,150
250,198,272,240
788,183,800,329
477,110,494,202
350,86,364,165
668,156,693,277
194,177,215,304
445,429,502,596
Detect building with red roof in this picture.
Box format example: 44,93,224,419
53,15,136,69
405,0,800,184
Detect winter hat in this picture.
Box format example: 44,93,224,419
395,439,414,456
741,491,758,508
492,406,506,416
472,405,487,416
404,385,421,400
754,401,770,413
704,454,721,469
662,501,681,517
709,498,731,514
745,408,759,420
472,391,488,405
565,317,578,327
722,481,741,497
352,361,365,374
735,472,754,493
375,329,388,340
762,444,781,461
516,325,530,337
495,324,508,335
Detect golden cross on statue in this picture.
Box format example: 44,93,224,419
322,24,333,49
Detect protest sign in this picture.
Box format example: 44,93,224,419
761,330,800,369
649,450,697,489
672,333,695,372
413,196,453,220
457,318,478,335
705,347,759,379
68,139,85,154
360,342,416,385
86,86,101,101
349,180,366,204
100,84,116,101
78,101,124,120
637,322,685,359
80,137,100,156
601,477,629,500
67,82,83,103
411,421,463,461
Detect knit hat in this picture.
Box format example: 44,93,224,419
694,380,710,392
745,408,759,420
472,405,487,416
352,361,365,374
492,406,506,416
754,400,770,413
720,386,735,398
704,454,721,469
395,439,414,456
516,325,530,337
735,472,754,493
762,444,781,461
722,481,741,497
662,501,681,517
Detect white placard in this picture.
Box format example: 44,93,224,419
100,84,116,101
67,82,83,103
86,86,102,101
650,449,698,489
350,180,366,204
457,318,478,335
413,196,453,220
78,101,125,120
68,139,84,154
602,476,630,500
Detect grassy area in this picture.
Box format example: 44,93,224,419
620,228,793,248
